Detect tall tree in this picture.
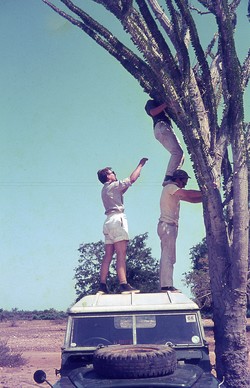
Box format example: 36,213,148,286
42,1,249,385
183,238,213,311
75,233,159,298
184,237,250,310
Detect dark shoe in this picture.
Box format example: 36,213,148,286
161,286,181,293
96,283,109,294
120,283,140,294
162,175,173,186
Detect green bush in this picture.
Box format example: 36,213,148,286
0,308,67,321
0,340,26,367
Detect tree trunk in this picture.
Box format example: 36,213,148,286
203,162,249,386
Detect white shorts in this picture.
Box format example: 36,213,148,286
103,213,129,244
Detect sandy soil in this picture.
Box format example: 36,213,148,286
0,319,249,388
0,320,66,388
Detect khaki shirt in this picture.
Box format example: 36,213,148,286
102,178,131,215
159,183,180,226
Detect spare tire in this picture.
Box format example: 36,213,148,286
93,344,177,379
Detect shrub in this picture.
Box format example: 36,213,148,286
0,308,67,321
0,340,26,367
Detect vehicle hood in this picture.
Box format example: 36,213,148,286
53,364,222,387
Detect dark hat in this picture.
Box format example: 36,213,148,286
172,169,191,180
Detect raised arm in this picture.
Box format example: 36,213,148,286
149,102,167,116
130,158,148,184
174,188,202,203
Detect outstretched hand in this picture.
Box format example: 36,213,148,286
140,158,148,166
130,158,148,183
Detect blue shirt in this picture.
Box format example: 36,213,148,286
145,99,171,127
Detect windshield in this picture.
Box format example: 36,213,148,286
68,313,203,348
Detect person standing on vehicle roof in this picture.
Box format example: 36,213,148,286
158,169,202,292
97,158,148,295
145,99,184,186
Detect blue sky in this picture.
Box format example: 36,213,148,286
0,1,249,311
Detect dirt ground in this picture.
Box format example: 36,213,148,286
0,320,66,388
0,319,249,388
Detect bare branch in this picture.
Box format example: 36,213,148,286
196,0,215,13
189,6,211,15
242,49,250,89
42,0,163,96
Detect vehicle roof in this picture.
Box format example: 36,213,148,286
69,292,199,314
